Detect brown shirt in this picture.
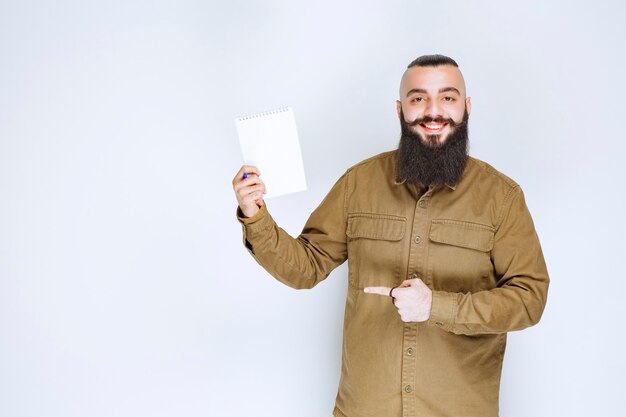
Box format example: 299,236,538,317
237,151,549,417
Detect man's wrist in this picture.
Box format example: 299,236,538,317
236,203,270,226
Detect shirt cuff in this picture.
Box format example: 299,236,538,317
237,203,270,225
428,291,458,331
235,204,275,250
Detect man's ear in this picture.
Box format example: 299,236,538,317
396,100,402,119
465,96,472,116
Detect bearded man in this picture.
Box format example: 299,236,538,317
232,55,549,417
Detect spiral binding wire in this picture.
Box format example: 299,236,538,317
236,107,291,122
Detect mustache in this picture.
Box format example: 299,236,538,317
407,116,466,128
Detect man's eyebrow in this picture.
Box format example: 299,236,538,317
406,88,427,97
439,87,461,95
406,87,461,97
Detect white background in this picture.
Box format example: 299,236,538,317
1,1,625,416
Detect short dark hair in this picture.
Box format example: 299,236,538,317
407,54,458,69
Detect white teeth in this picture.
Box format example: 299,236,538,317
424,123,444,130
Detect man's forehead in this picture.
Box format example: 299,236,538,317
399,65,466,97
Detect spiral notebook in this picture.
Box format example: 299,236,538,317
235,107,307,199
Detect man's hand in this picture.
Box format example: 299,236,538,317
364,278,433,322
232,165,266,218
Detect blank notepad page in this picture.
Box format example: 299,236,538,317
235,107,307,199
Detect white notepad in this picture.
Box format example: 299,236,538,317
235,107,307,199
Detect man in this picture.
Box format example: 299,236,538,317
232,55,549,417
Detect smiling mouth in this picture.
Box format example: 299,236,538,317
419,122,448,134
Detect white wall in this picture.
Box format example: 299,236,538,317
1,1,625,416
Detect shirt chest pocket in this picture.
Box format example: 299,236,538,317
428,219,495,292
346,213,406,289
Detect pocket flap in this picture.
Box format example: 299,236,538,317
347,213,406,241
429,219,494,252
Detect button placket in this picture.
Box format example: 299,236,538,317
400,193,430,416
401,323,417,415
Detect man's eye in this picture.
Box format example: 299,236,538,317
412,97,424,103
443,96,455,102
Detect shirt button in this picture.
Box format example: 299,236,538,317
406,348,414,356
418,200,427,208
414,235,421,244
404,385,413,393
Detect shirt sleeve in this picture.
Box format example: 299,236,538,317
236,172,349,289
428,186,550,334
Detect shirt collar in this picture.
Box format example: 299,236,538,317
393,175,458,191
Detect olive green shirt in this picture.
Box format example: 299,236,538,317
237,151,549,417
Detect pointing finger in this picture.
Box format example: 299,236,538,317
364,286,392,296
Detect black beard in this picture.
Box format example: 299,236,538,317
395,109,469,187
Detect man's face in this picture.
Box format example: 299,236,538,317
396,64,471,147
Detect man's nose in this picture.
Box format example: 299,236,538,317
424,99,443,119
